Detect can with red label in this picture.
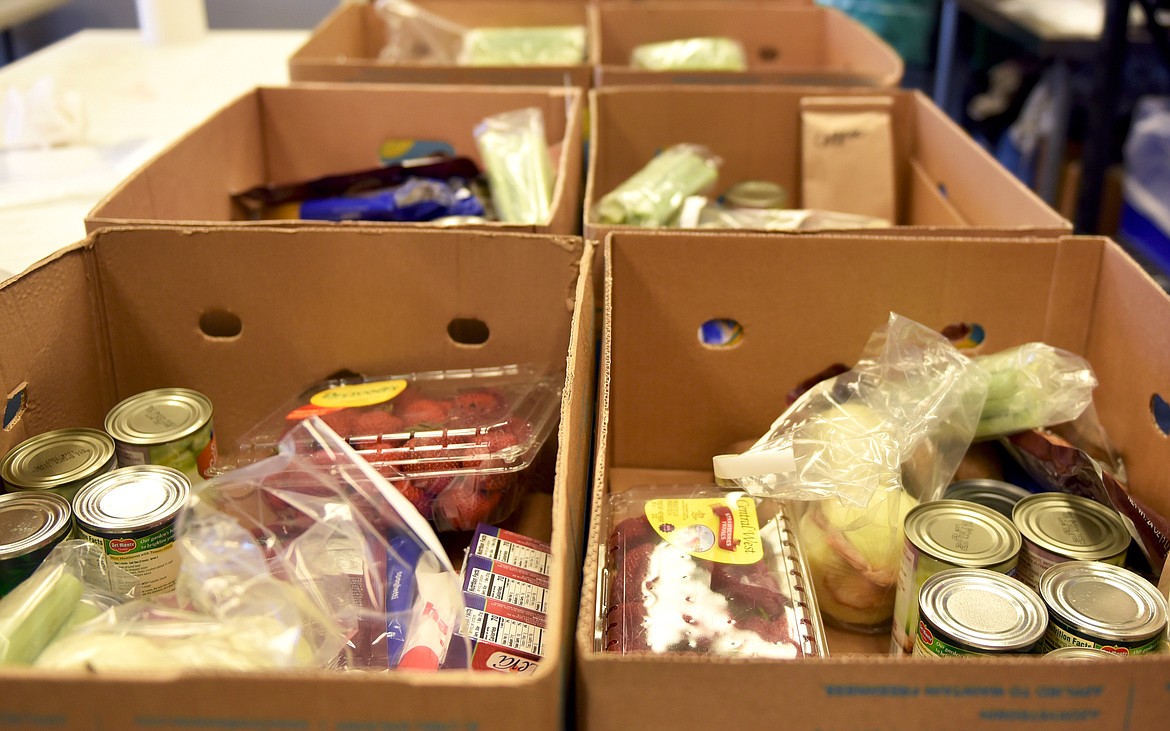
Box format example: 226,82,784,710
72,465,190,596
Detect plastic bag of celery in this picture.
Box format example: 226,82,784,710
376,0,467,64
460,26,587,66
30,419,469,672
592,144,721,227
630,37,748,72
712,314,988,632
474,108,555,225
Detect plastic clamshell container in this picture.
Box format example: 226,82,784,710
598,485,826,659
236,364,563,531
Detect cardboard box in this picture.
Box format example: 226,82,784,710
576,230,1170,730
584,86,1070,243
86,84,585,235
290,1,597,88
0,225,595,731
594,0,903,88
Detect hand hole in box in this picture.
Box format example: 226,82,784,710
940,322,985,350
448,317,490,347
758,46,779,62
199,309,243,339
938,182,949,199
3,383,27,430
699,318,743,349
1151,394,1170,437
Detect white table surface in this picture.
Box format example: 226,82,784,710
0,28,308,280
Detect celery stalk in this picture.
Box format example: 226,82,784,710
594,144,720,226
0,564,83,665
631,37,748,71
973,343,1097,439
459,26,586,66
474,108,555,224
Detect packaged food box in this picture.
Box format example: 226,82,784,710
237,364,563,531
463,554,551,615
457,587,547,674
599,486,825,658
469,523,553,576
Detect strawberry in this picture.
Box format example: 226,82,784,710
398,398,452,429
350,409,406,440
711,562,788,620
604,602,649,653
394,481,434,519
318,409,357,437
608,541,654,608
433,484,502,531
607,516,657,562
736,613,794,646
448,388,508,425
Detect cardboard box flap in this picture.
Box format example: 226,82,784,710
0,244,113,442
821,6,903,87
290,2,377,61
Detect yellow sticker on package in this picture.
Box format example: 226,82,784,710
309,380,408,409
644,496,763,565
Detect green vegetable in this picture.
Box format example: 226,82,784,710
0,564,83,665
593,144,720,226
631,37,748,71
474,107,555,224
973,343,1097,439
459,26,586,66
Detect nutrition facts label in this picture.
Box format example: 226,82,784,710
464,608,545,656
473,534,552,575
466,568,548,614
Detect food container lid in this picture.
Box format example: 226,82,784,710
1,428,115,491
904,499,1021,567
73,465,190,533
724,180,787,209
0,492,72,560
1012,493,1131,560
237,364,563,479
105,388,213,445
943,479,1032,520
1039,561,1168,642
919,568,1048,652
1045,646,1121,660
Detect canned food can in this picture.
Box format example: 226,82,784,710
1038,560,1167,655
1012,494,1130,591
892,500,1022,653
1046,646,1121,660
1,428,117,503
73,465,190,596
0,492,73,596
105,388,216,481
913,568,1047,657
943,479,1032,520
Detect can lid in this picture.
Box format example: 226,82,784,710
105,388,213,445
943,479,1031,520
0,492,72,559
905,499,1021,567
920,568,1048,652
1,428,115,491
1013,494,1131,560
1039,561,1167,642
73,465,190,533
1045,646,1121,660
724,180,787,210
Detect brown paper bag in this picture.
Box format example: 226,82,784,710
801,97,896,223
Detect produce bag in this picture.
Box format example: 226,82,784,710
972,343,1097,439
676,197,890,231
592,144,721,227
237,364,563,532
376,0,467,64
34,419,469,671
713,314,988,631
459,26,587,66
600,486,826,658
630,37,748,71
474,108,556,225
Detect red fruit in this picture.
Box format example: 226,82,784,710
607,516,657,561
394,481,434,519
398,398,452,428
604,602,649,653
736,614,794,646
397,435,462,476
448,388,508,425
351,409,406,439
318,409,357,437
433,485,502,531
608,542,654,608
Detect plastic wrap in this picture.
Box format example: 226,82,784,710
459,26,587,66
376,0,468,64
630,37,748,71
599,487,825,658
973,343,1097,439
236,364,563,532
35,420,468,672
592,145,721,227
676,197,890,230
474,108,555,225
713,314,988,631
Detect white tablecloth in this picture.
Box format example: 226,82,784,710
0,29,307,279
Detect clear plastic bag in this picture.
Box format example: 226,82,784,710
713,314,989,631
474,108,555,225
630,37,748,72
599,486,826,658
376,0,468,65
459,26,587,66
972,342,1097,439
35,420,469,672
592,145,721,227
676,197,891,231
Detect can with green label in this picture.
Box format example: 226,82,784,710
105,388,216,481
73,465,190,596
913,568,1047,658
1038,560,1167,655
